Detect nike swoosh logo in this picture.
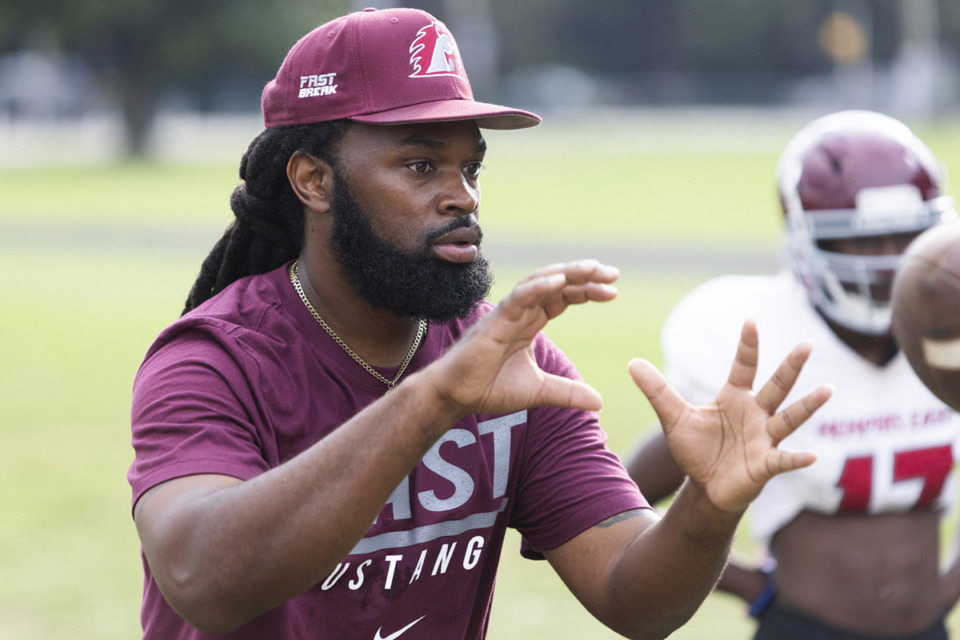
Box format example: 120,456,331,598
373,615,425,640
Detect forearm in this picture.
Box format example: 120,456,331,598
139,367,464,632
941,531,960,612
605,479,742,639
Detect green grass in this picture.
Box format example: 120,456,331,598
0,161,240,224
3,114,960,639
0,250,197,639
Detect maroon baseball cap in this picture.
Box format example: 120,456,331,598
262,7,541,130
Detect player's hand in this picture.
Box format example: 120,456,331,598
628,319,832,513
427,260,619,417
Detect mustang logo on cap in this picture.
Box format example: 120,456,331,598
409,21,465,80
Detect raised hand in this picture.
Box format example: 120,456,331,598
628,319,833,513
429,260,619,417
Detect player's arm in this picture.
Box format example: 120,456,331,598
543,321,832,639
716,555,776,615
940,513,960,611
133,260,618,634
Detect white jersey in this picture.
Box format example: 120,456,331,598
661,270,960,545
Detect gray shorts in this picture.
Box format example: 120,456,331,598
754,604,948,640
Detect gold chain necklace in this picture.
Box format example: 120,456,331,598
289,260,426,391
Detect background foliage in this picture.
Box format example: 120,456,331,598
2,0,958,152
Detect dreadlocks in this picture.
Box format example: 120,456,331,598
181,120,349,315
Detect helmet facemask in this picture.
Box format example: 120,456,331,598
777,111,956,336
784,191,955,335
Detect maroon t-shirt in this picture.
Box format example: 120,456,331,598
128,262,647,639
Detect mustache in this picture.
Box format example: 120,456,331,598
424,216,483,245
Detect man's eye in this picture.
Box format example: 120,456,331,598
409,161,431,174
464,162,484,178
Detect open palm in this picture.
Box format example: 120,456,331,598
629,320,833,513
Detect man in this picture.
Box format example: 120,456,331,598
128,8,831,639
627,110,960,638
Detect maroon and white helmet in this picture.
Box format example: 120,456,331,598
777,110,956,335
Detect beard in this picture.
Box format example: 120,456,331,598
329,176,492,322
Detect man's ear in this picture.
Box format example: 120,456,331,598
287,152,335,213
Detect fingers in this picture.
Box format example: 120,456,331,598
502,260,619,322
538,373,605,412
505,271,568,313
726,320,760,390
764,448,818,477
628,358,690,431
754,340,813,413
767,383,834,444
463,260,620,380
543,260,619,318
526,259,619,286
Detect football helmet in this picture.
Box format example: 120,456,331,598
777,110,956,335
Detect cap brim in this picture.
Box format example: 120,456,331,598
349,99,541,130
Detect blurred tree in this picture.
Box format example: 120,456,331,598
0,0,957,155
0,0,348,156
944,0,960,46
490,0,946,74
489,0,959,106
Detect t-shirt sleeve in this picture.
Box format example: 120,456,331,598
128,322,270,512
508,334,649,559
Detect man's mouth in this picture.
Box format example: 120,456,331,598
431,226,481,263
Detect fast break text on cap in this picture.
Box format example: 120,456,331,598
299,73,338,98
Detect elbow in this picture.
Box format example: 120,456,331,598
180,611,248,636
154,563,255,635
631,624,688,640
609,615,690,640
134,475,263,633
175,603,250,636
593,590,692,640
600,563,698,640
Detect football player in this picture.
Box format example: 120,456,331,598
627,110,960,639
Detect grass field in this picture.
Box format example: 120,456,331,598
2,111,960,639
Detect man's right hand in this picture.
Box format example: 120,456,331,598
425,259,619,418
